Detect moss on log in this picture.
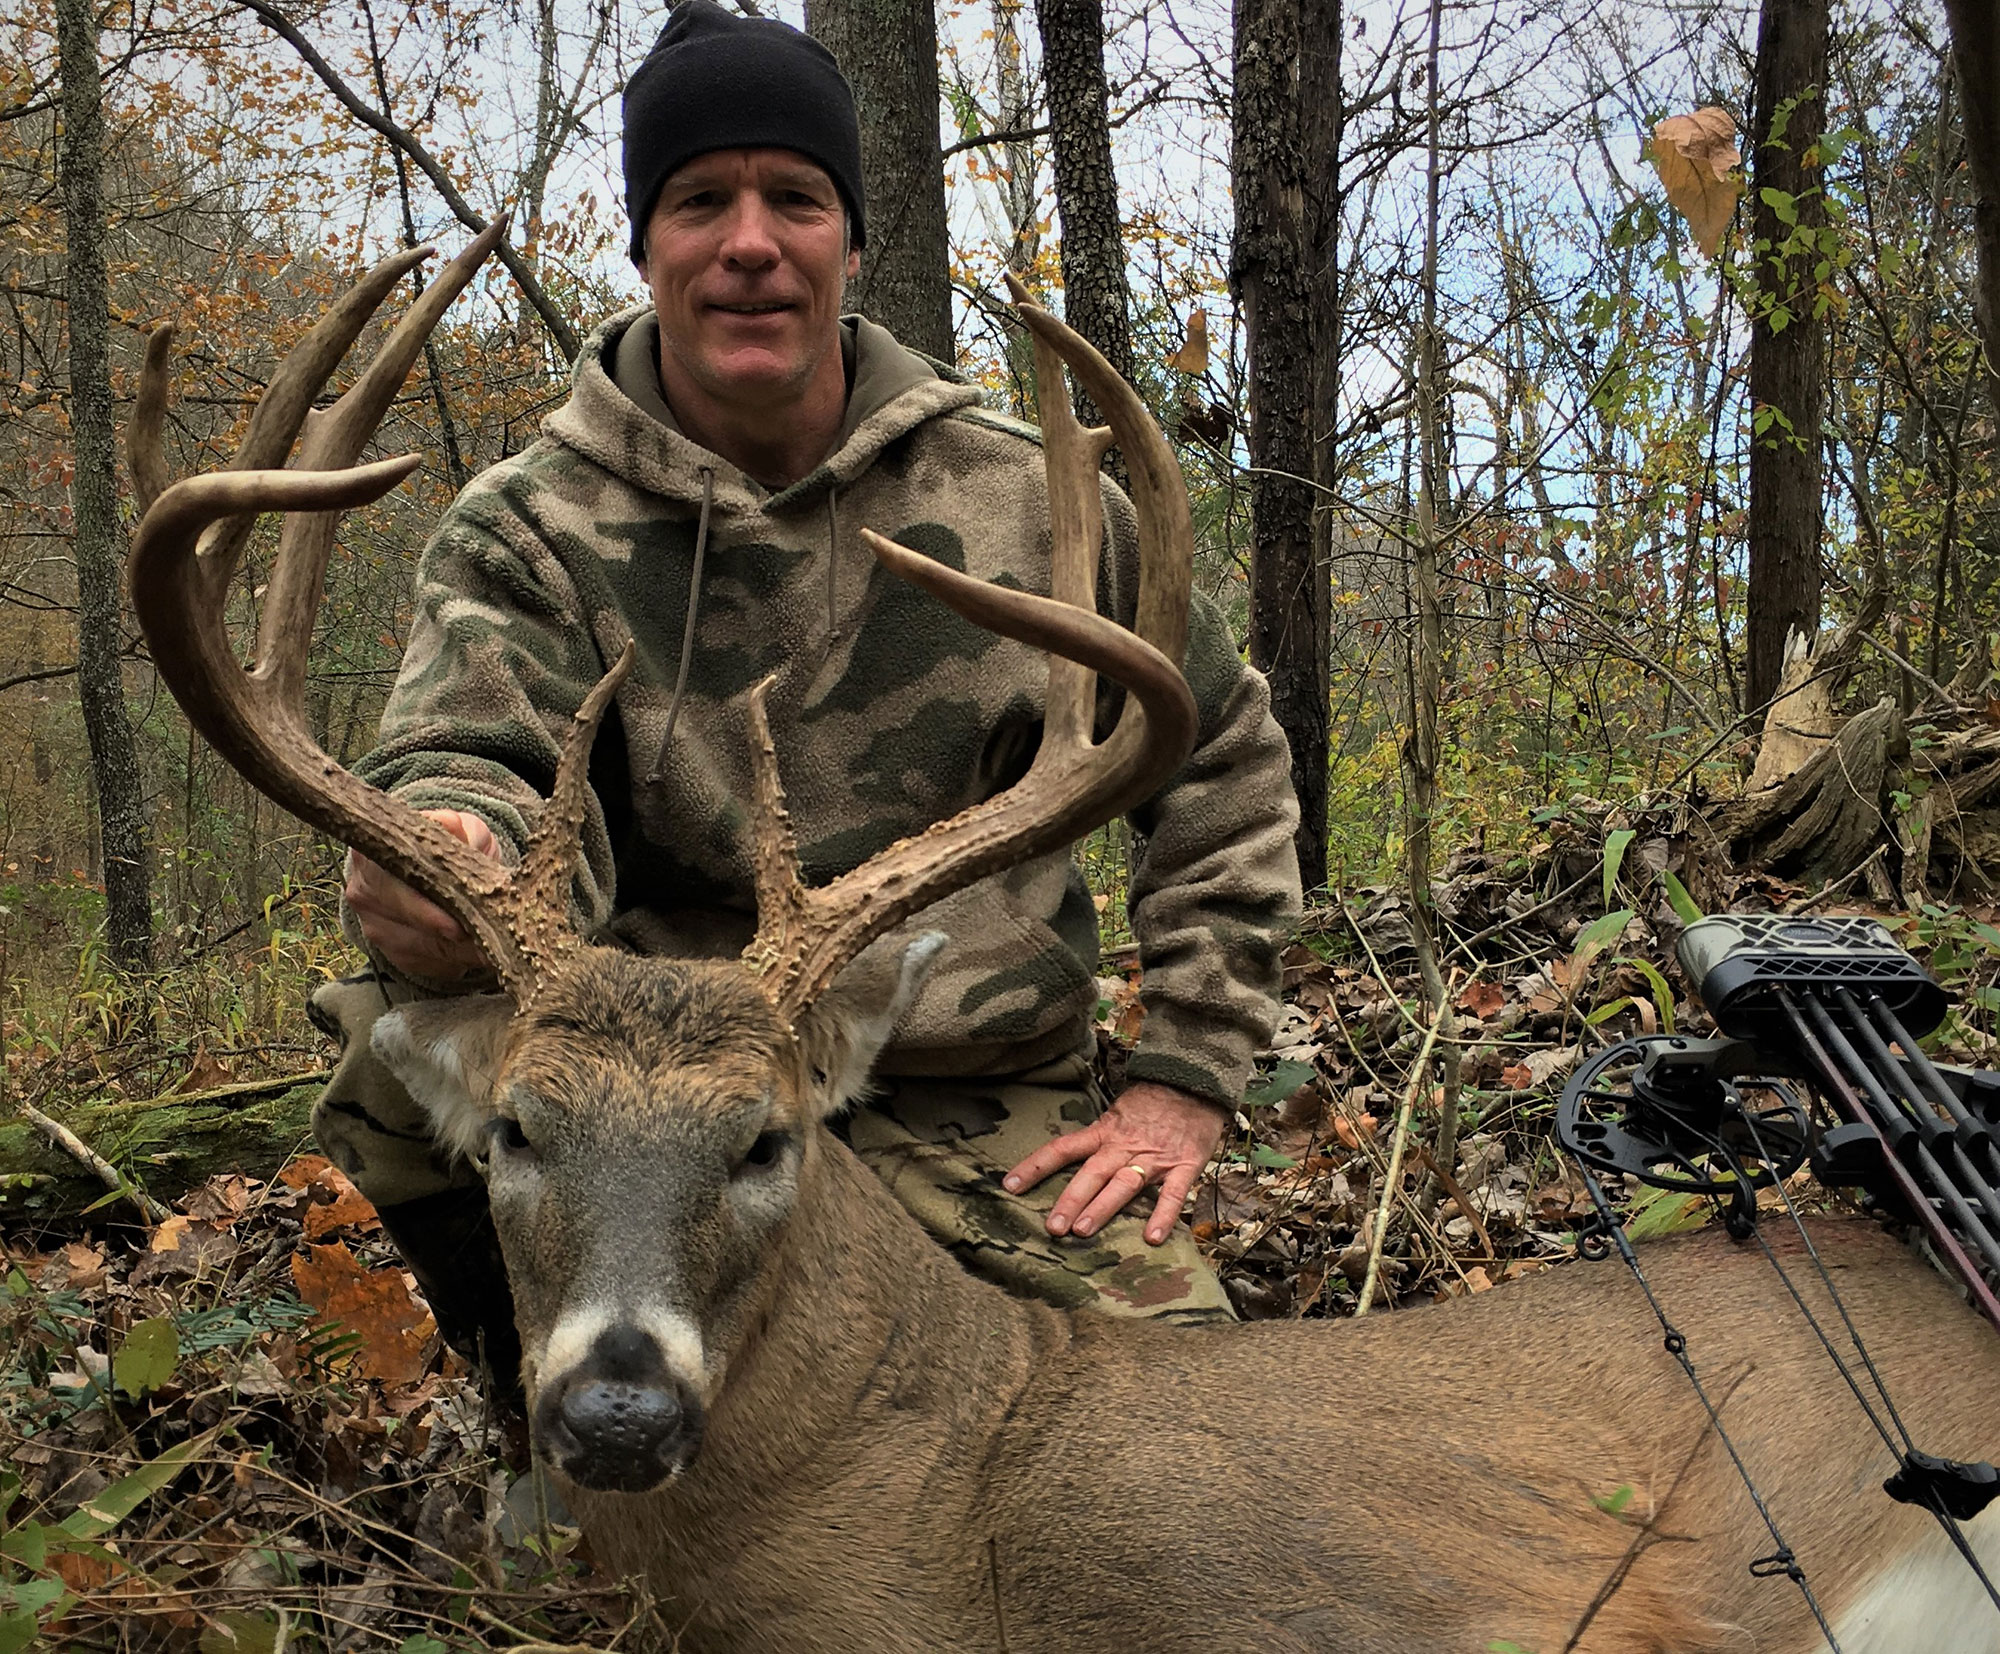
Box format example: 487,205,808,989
0,1072,328,1223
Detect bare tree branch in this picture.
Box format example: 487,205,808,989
232,0,583,363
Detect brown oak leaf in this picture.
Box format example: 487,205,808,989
290,1242,433,1385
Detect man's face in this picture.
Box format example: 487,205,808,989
638,148,859,413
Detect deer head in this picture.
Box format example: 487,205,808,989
129,242,1196,1494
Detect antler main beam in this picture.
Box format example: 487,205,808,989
742,279,1199,1019
128,223,629,1003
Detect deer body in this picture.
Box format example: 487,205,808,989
378,954,2000,1654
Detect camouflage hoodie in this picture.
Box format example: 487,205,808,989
350,305,1301,1107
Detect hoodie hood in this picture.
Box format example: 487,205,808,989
544,303,979,516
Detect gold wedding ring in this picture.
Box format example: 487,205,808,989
1125,1163,1150,1181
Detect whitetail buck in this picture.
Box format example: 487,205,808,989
127,234,2000,1654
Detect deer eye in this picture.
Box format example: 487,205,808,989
488,1115,533,1158
739,1130,789,1171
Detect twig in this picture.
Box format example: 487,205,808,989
86,1069,330,1115
467,1604,602,1654
1858,629,1961,705
1408,1141,1496,1261
1444,860,1602,961
20,1103,170,1222
1780,843,1890,915
1355,1003,1445,1316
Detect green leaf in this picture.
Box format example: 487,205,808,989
1625,1188,1711,1240
5,1580,64,1619
397,1640,452,1654
1248,1143,1297,1170
1759,186,1798,225
61,1427,216,1540
201,1611,282,1654
1573,909,1635,964
1595,1483,1637,1516
114,1316,179,1399
1244,1059,1317,1109
1602,828,1636,909
0,1605,50,1654
0,1520,46,1571
1659,870,1703,925
1617,957,1678,1035
1584,996,1634,1027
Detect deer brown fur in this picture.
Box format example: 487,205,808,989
376,946,2000,1654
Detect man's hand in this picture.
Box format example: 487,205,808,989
1004,1081,1226,1246
344,808,501,981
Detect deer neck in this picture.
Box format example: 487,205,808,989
678,1125,1058,1511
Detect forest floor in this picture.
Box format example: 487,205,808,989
6,800,2000,1650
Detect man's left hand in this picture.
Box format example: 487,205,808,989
1003,1082,1226,1246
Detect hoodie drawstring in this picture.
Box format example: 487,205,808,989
644,465,714,786
826,487,839,638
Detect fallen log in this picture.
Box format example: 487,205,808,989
0,1071,327,1222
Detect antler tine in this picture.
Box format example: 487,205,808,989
743,288,1198,1021
261,218,509,704
129,325,175,516
129,229,624,1006
1007,271,1117,752
195,246,434,597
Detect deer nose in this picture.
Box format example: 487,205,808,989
563,1379,681,1453
536,1328,705,1492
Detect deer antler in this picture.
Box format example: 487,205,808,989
126,221,631,1005
742,275,1199,1021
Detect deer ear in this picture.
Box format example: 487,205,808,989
793,931,946,1118
371,994,517,1167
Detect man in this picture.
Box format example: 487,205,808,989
313,0,1300,1398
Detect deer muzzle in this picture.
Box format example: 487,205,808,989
535,1321,706,1492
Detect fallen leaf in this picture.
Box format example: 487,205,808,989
304,1184,380,1241
1332,1112,1378,1150
281,1154,381,1238
1501,1062,1535,1090
1649,107,1743,255
172,1040,233,1095
132,1217,238,1285
60,1240,107,1289
184,1173,257,1224
149,1215,192,1253
1457,981,1505,1020
290,1242,434,1384
277,1154,336,1191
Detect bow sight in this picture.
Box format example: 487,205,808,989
1555,914,2000,1634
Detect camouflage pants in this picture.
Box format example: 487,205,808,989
308,976,1232,1325
846,1053,1234,1325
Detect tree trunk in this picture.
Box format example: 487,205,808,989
1036,0,1134,423
57,0,152,971
1943,0,2000,420
1233,0,1326,893
807,0,953,360
1296,0,1341,894
1406,0,1460,1187
1744,0,1831,713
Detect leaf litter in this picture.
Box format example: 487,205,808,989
0,1152,648,1650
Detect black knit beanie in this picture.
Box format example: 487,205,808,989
622,0,867,262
